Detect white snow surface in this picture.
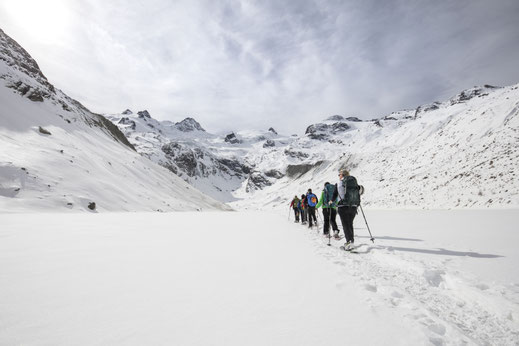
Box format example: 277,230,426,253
1,210,518,345
0,29,228,213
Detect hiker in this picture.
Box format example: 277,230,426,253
306,188,318,228
300,194,307,224
315,182,339,237
333,169,361,249
289,195,300,222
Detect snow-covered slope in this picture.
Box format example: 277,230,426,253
107,81,519,210
232,84,519,210
0,28,228,212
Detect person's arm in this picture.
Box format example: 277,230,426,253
332,183,339,201
315,192,324,208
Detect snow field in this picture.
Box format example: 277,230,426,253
1,210,518,345
303,209,519,345
0,211,422,346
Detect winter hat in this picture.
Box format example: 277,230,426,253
339,169,350,177
324,182,330,187
307,188,312,193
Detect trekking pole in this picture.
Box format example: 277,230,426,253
327,207,332,246
359,205,375,243
288,206,291,221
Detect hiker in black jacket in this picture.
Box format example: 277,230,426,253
333,169,360,250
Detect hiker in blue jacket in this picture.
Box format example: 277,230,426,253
306,188,318,228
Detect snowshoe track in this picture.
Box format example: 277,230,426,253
310,231,519,345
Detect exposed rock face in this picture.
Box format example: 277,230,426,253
118,117,136,130
224,132,241,144
264,169,284,179
137,110,151,119
0,28,134,151
268,127,278,135
284,148,309,159
38,126,51,135
263,139,275,148
450,86,500,105
175,117,205,132
122,109,133,115
305,122,350,140
0,28,53,91
286,161,324,178
246,171,272,192
345,116,362,122
161,142,251,179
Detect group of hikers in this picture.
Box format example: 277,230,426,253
289,169,361,250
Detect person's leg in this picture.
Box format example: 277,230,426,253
308,207,313,227
349,207,357,243
330,208,338,231
337,207,349,240
344,207,356,243
322,208,330,234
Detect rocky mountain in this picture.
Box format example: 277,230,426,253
0,28,228,212
232,84,519,210
107,82,518,210
106,111,289,202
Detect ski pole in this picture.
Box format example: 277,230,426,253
359,205,375,243
288,206,291,221
327,207,332,246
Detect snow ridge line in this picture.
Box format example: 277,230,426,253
301,225,519,346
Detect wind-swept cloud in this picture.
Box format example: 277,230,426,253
1,0,518,134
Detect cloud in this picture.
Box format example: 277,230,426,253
1,0,518,134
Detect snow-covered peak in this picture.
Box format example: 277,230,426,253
175,117,205,132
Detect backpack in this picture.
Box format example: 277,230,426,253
341,176,361,206
307,193,318,207
322,184,336,206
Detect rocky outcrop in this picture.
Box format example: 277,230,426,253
161,142,251,179
305,122,350,140
263,139,275,148
224,132,241,144
450,86,499,105
137,110,151,119
175,117,205,132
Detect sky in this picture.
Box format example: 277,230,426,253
1,0,519,134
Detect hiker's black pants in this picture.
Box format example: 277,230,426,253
308,206,317,226
293,208,300,221
322,208,338,235
338,206,357,242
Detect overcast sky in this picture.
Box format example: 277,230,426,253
1,0,519,134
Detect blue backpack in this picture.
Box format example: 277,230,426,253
307,193,318,207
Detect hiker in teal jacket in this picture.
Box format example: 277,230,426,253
315,182,339,237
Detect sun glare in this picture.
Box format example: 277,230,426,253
3,0,73,44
